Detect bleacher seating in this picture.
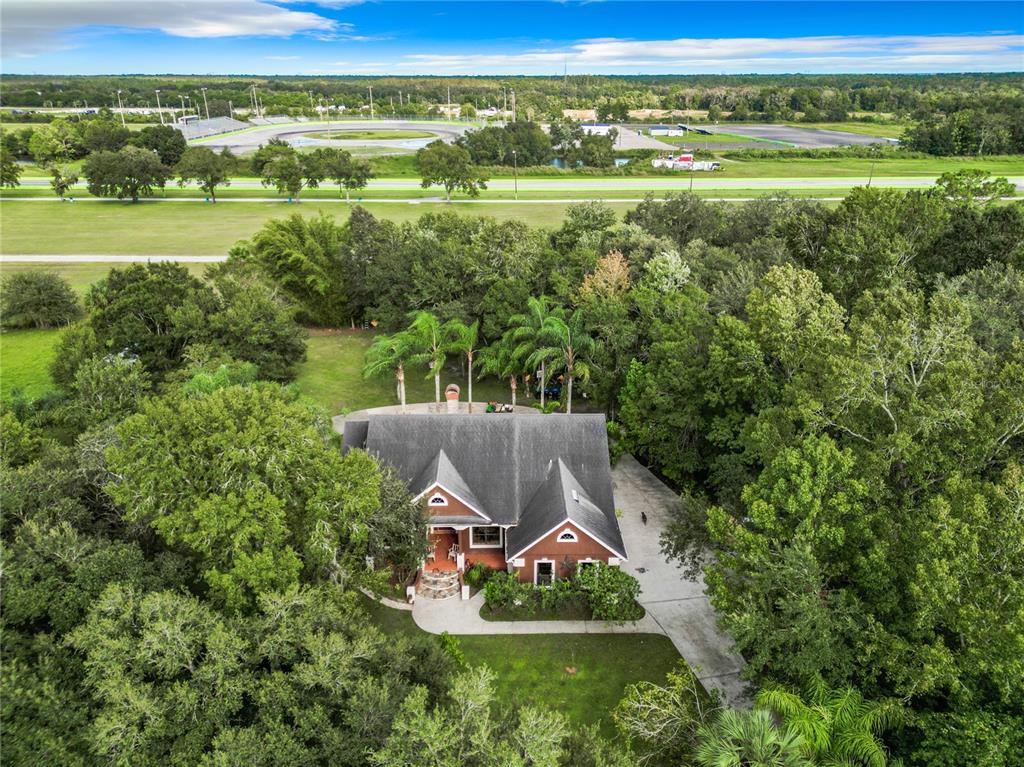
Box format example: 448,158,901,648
174,117,249,140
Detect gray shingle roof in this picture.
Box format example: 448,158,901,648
411,448,489,520
506,457,626,560
344,414,624,558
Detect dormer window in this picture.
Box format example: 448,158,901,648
557,529,578,543
428,493,448,507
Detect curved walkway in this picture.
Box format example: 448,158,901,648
409,453,747,704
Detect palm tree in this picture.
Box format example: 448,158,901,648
695,709,812,767
478,338,522,407
506,296,563,409
445,319,480,412
756,679,903,767
532,308,595,414
363,331,414,411
403,311,450,404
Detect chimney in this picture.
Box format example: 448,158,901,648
444,383,460,413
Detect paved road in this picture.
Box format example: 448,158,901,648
14,176,1021,191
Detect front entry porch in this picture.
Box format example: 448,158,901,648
425,528,460,572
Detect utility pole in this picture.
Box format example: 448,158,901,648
179,94,185,122
228,100,233,118
447,85,451,117
201,87,209,120
511,90,516,123
116,90,126,126
155,89,164,125
308,90,314,112
512,149,518,200
368,86,374,119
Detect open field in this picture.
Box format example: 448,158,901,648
0,200,635,255
0,260,208,293
782,121,911,138
360,595,681,733
303,129,434,140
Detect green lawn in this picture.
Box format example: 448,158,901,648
0,261,208,294
660,132,788,146
781,121,911,139
360,595,682,733
0,201,634,254
0,328,61,399
296,332,513,415
716,155,1024,178
303,129,434,140
0,318,514,414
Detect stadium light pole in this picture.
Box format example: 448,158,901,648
179,94,186,123
155,90,164,125
116,90,126,126
368,86,374,120
201,87,209,120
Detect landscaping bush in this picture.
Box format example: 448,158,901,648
483,572,533,610
576,562,643,622
463,561,497,589
481,564,643,623
0,271,82,329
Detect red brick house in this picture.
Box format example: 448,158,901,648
342,409,627,595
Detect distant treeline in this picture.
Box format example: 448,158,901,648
3,73,1022,123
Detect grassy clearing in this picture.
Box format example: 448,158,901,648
303,129,434,140
296,332,512,415
0,328,60,399
0,315,514,415
0,201,632,254
360,595,681,733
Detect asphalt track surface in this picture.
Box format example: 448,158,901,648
193,120,473,152
704,124,897,148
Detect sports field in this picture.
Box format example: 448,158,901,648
302,129,435,140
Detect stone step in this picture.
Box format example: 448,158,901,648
418,583,460,600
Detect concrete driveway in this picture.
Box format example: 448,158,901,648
612,454,747,704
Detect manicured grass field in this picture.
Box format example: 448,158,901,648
360,595,682,733
0,201,632,254
716,155,1024,178
781,121,911,139
660,132,787,146
0,261,208,294
303,129,434,140
0,328,61,399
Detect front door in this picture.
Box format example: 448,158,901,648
535,560,554,586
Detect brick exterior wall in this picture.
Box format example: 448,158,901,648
510,521,619,583
423,485,487,520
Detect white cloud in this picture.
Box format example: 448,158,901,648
1,0,339,57
389,33,1024,74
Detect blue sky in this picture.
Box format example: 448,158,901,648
2,1,1022,75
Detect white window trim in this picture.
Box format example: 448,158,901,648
556,528,578,543
534,559,556,586
413,483,491,522
469,526,504,549
427,492,448,507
